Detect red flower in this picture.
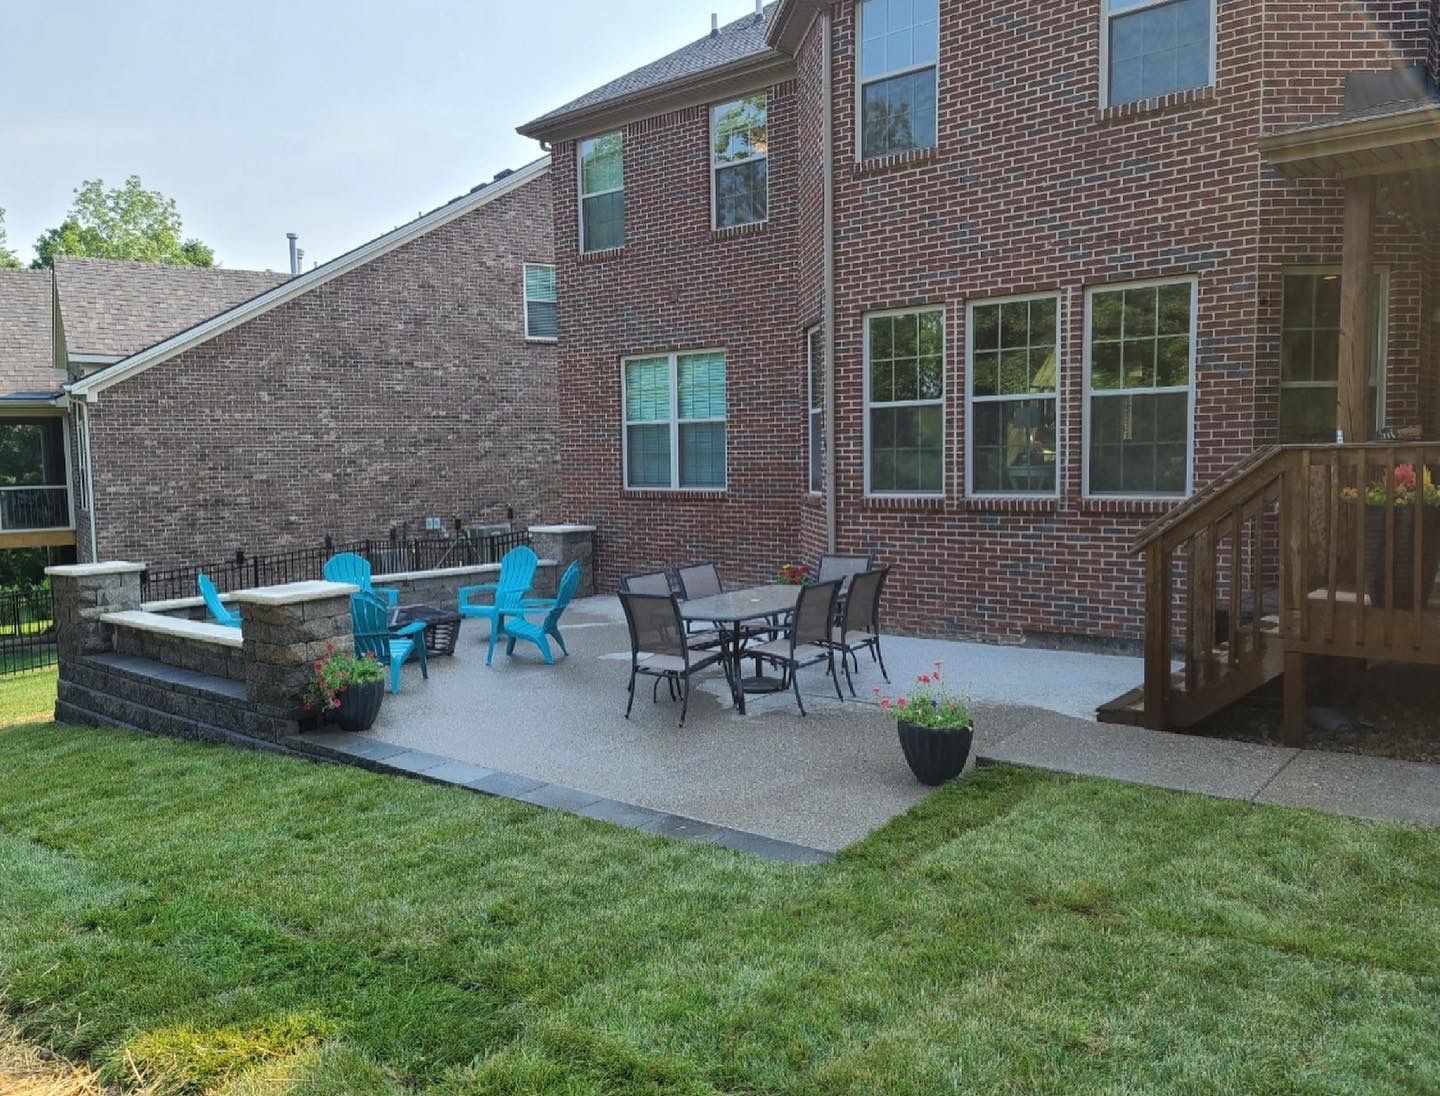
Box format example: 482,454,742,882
917,673,930,684
897,697,907,709
880,698,890,710
1394,464,1418,489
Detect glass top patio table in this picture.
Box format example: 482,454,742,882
677,584,801,624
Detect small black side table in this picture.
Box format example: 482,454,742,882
388,604,463,656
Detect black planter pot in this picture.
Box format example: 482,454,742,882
897,720,974,786
1364,506,1440,610
336,680,385,733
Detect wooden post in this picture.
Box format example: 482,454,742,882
1143,542,1172,730
1337,177,1374,445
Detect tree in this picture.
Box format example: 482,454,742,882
0,208,20,269
31,176,215,268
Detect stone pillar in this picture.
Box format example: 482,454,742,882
230,580,357,720
528,525,597,596
46,561,145,658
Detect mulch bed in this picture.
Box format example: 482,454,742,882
1191,661,1440,764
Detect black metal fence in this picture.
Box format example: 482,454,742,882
0,585,56,676
139,529,533,603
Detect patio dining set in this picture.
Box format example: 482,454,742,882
618,555,891,727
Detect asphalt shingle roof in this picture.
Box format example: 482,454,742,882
524,3,777,130
54,257,288,358
0,269,58,396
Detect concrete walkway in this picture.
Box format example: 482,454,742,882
287,595,1440,862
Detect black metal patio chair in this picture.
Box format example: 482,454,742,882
619,570,671,595
825,568,890,696
746,578,844,716
817,551,876,622
619,590,731,728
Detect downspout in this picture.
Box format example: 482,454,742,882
78,400,98,562
821,4,837,553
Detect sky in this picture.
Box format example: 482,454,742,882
0,0,753,272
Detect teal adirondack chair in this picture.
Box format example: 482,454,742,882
197,573,241,628
351,590,428,694
503,560,581,665
457,545,538,665
323,552,399,607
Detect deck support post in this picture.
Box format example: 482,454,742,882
1282,651,1308,746
1142,543,1172,730
1337,176,1374,445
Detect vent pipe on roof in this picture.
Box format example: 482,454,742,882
286,233,300,276
296,247,305,271
710,12,718,37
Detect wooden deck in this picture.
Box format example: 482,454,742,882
1101,443,1440,744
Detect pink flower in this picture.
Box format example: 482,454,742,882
897,697,907,709
1395,464,1418,489
880,698,890,710
872,686,882,697
917,673,929,684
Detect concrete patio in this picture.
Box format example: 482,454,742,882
292,594,1440,856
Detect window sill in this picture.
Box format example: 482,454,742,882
622,488,728,501
853,145,939,178
1098,85,1216,124
711,220,768,240
1077,496,1184,516
524,337,558,345
958,496,1060,514
861,494,948,512
577,246,625,264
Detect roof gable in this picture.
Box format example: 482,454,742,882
519,4,783,139
55,258,288,359
68,155,552,401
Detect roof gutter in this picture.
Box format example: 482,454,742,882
518,51,795,143
1259,103,1440,178
68,155,552,402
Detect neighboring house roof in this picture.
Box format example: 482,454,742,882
518,4,789,141
0,268,59,397
69,155,553,401
54,257,288,360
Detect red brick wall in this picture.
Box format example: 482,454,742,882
556,0,1434,644
82,173,559,570
551,84,805,591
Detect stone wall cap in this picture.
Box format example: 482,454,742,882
46,561,147,577
100,610,244,649
141,594,230,614
528,524,597,534
229,580,358,605
373,563,499,583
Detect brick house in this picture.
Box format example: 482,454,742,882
0,260,290,553
42,157,557,570
520,0,1440,654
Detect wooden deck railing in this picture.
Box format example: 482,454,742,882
1118,442,1440,739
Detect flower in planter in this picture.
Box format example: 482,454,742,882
304,648,384,712
876,661,971,730
1340,463,1440,508
776,563,812,586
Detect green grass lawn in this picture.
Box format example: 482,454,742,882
0,711,1437,1093
0,664,56,725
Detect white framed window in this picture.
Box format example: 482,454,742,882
1279,267,1387,443
858,0,939,160
523,264,557,341
712,94,768,229
1101,0,1215,106
966,294,1061,497
579,132,624,252
623,351,727,490
1084,278,1196,498
807,326,825,494
865,307,945,496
